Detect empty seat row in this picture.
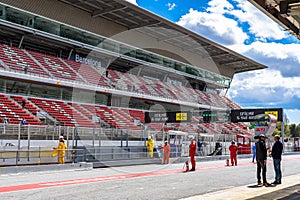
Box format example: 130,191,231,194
0,44,239,109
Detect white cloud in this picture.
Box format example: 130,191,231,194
231,0,287,41
285,109,300,124
177,0,288,45
228,69,300,106
166,3,176,11
125,0,138,5
229,41,300,63
206,0,234,14
177,8,248,45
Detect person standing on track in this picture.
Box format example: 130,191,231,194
229,141,238,166
160,141,171,164
270,135,283,184
252,144,256,163
146,136,154,158
57,136,67,164
255,134,270,186
189,138,197,171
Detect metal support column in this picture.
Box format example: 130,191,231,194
27,125,30,161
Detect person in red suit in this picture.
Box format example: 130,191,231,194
229,141,238,166
189,139,197,171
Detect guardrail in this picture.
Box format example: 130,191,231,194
0,146,154,166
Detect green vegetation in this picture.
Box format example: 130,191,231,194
274,122,300,138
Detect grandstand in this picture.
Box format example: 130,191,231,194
248,0,300,39
0,0,268,165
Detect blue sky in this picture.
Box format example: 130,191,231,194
126,0,300,124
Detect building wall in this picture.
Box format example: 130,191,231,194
1,0,126,37
1,0,235,78
111,29,235,78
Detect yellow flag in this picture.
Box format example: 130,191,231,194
52,149,58,157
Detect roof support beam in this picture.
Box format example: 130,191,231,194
92,5,126,18
18,35,24,48
219,59,244,66
129,21,161,29
279,0,300,14
158,34,188,42
209,52,229,58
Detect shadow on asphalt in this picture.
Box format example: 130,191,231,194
247,184,277,188
246,184,300,200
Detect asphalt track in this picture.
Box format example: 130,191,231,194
0,154,299,200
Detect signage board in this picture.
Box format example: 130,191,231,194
230,108,283,122
145,111,191,123
202,111,230,122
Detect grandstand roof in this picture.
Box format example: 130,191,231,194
58,0,267,74
248,0,300,39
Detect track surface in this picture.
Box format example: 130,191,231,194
0,155,299,200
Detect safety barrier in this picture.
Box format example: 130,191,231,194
0,124,297,167
0,146,151,166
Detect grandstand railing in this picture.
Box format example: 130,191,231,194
0,67,230,111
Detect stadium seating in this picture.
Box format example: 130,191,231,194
28,50,82,81
0,44,251,135
111,108,142,131
28,98,97,127
0,44,243,109
63,59,110,87
28,98,74,126
146,123,164,131
11,95,39,116
81,104,142,131
223,96,241,109
0,92,250,135
129,110,145,122
0,44,49,76
0,94,42,125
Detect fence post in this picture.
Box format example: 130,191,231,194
66,126,69,145
120,130,123,147
126,130,129,147
53,125,55,140
224,134,227,155
27,124,30,161
98,127,102,147
66,126,70,159
17,124,21,164
59,125,61,137
15,151,18,166
38,146,41,165
45,125,48,140
92,128,95,147
75,126,78,148
71,126,74,149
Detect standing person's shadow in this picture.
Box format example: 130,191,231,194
247,184,276,188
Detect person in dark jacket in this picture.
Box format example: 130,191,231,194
270,135,283,184
255,134,270,186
